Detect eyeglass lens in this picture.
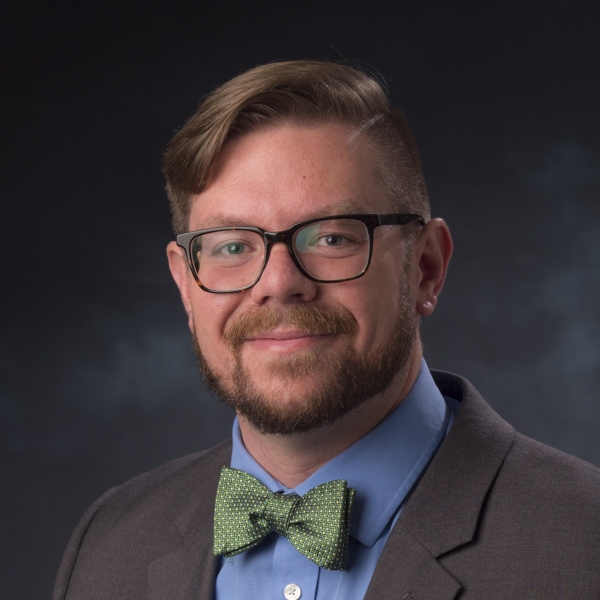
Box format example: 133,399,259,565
190,219,371,291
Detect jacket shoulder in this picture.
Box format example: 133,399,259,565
433,368,600,522
427,371,600,595
81,438,232,546
53,439,231,600
96,438,232,518
502,431,600,511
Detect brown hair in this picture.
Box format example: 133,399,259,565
162,60,430,234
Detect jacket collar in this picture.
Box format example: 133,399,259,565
364,370,514,600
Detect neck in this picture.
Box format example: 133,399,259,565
237,341,423,488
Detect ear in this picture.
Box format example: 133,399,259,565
411,218,453,317
167,241,195,331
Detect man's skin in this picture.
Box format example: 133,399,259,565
167,122,453,489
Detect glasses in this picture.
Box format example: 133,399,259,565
176,213,425,293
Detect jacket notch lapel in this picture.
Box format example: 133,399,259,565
401,371,515,558
365,371,515,599
364,520,461,600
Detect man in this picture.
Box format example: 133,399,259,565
54,61,600,599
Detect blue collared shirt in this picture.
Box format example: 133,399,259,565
215,361,459,600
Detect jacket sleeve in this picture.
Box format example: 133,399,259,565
52,487,119,600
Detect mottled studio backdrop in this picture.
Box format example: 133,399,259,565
2,1,599,597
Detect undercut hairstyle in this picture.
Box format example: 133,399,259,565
162,60,431,234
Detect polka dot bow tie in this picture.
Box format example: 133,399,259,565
213,467,356,571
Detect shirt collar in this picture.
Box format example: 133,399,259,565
230,359,449,548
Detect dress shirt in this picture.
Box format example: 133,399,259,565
215,360,460,600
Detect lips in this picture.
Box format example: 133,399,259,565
241,329,332,353
245,329,324,341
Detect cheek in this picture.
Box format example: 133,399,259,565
190,291,238,346
329,277,402,351
190,297,239,379
360,260,411,340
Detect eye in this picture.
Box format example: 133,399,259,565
295,219,368,254
216,241,247,256
318,234,347,247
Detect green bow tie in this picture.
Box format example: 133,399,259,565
213,467,356,571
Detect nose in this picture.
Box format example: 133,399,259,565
249,241,317,304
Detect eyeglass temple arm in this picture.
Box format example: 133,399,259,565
378,214,425,226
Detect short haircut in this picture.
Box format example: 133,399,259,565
162,60,431,234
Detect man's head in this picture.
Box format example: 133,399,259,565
165,61,452,437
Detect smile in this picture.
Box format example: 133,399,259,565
244,329,332,352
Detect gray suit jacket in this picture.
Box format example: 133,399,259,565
53,372,600,599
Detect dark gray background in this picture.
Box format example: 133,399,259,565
2,0,599,597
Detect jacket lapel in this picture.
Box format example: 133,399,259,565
148,439,232,600
365,371,515,600
364,520,461,600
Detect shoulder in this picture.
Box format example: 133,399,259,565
53,439,231,600
99,438,231,512
430,370,600,588
434,368,600,506
419,370,600,595
85,438,232,538
472,434,600,593
499,431,600,515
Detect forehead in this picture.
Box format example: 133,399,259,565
188,123,393,231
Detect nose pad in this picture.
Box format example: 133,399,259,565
260,241,301,278
250,241,316,302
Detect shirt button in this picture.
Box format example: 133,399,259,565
284,583,302,599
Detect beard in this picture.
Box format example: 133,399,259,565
192,286,416,435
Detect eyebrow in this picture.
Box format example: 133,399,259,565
197,199,372,229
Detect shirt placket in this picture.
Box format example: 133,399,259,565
270,535,319,600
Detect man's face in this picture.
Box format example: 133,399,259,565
169,122,421,434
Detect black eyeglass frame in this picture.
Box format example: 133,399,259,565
176,213,425,293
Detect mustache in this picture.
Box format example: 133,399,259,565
223,304,359,347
